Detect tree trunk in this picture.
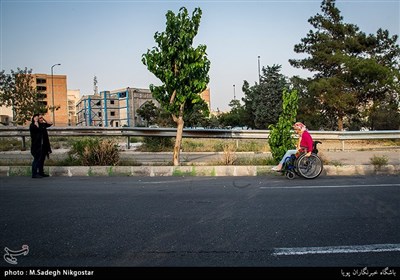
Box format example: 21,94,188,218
338,115,344,131
173,116,184,166
172,103,185,166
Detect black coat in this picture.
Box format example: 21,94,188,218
29,122,52,157
40,123,52,156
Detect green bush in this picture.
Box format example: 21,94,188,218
140,137,173,152
370,155,388,170
68,137,120,166
0,138,23,151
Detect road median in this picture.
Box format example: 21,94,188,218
0,164,399,177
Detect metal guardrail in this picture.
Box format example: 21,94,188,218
0,126,399,150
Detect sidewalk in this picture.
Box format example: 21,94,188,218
0,148,399,177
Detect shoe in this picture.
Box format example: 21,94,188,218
39,173,50,177
32,174,43,178
271,166,281,172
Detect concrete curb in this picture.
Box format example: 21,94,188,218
0,165,399,177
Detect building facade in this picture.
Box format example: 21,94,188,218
33,74,68,126
0,73,68,126
76,87,211,127
67,89,80,126
76,87,158,127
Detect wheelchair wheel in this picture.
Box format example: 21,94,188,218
286,171,295,180
296,153,323,179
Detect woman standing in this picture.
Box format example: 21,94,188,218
38,114,52,177
29,114,43,178
29,114,52,178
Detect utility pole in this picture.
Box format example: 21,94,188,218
258,55,261,84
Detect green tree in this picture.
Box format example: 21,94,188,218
136,101,160,127
290,0,400,130
218,99,246,128
142,7,210,165
268,89,298,163
155,108,176,128
241,80,256,129
0,67,46,125
243,64,287,129
183,99,209,128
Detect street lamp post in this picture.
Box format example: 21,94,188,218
233,84,236,100
258,56,261,84
51,63,61,125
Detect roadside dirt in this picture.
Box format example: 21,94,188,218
318,140,400,151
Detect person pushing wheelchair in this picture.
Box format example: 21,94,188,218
271,122,314,172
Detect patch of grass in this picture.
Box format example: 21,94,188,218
138,137,173,152
0,138,24,151
235,156,276,166
329,160,343,167
370,155,388,170
173,167,197,176
182,140,205,152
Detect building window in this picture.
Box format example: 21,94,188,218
37,86,47,91
36,78,46,84
110,100,115,105
98,112,102,117
110,111,115,116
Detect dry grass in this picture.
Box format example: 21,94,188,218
181,139,399,152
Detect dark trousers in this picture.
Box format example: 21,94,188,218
31,149,47,176
31,151,42,176
38,150,47,174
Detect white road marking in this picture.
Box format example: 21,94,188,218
273,243,400,256
261,184,400,189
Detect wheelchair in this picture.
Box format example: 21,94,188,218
281,141,323,180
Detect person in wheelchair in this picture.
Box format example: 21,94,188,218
271,122,313,172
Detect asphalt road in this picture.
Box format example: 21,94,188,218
1,175,399,276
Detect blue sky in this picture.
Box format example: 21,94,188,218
1,0,399,111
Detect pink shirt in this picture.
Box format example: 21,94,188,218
300,130,313,153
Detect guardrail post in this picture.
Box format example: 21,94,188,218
341,140,345,151
22,136,26,151
127,136,130,149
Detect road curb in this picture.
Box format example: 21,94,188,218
0,165,399,177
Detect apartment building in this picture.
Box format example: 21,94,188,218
67,89,80,126
33,74,68,126
0,73,68,126
76,87,158,127
76,87,211,127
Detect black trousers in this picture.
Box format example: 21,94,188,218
31,149,47,176
31,151,42,176
38,149,48,175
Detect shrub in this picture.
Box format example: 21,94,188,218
0,138,22,151
370,155,388,170
221,143,237,165
68,137,120,166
